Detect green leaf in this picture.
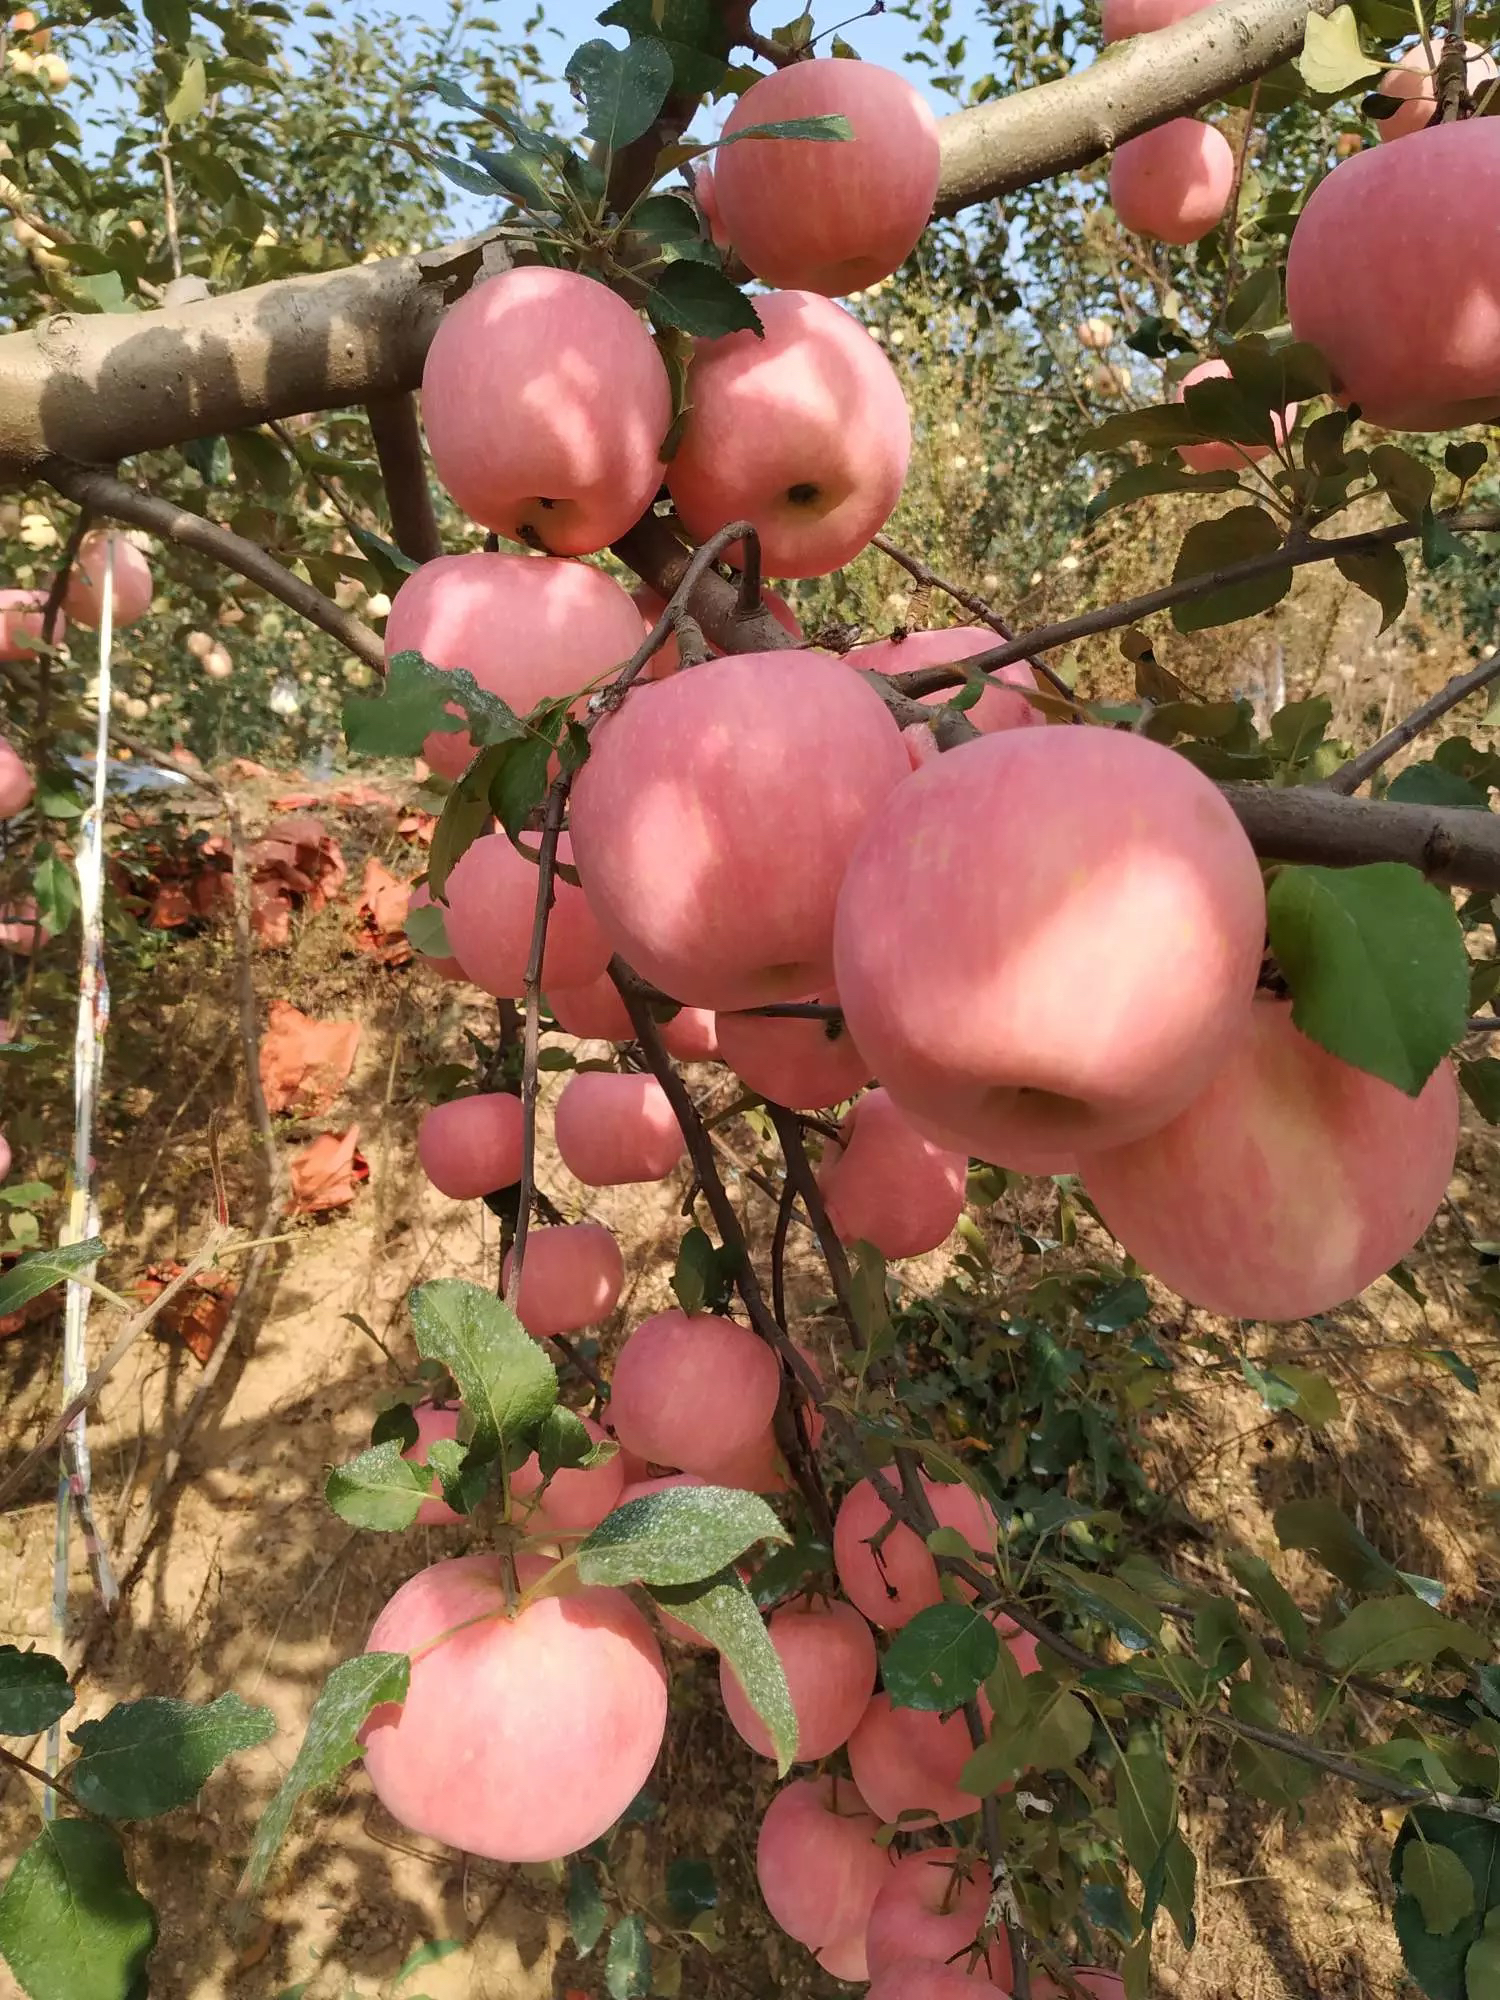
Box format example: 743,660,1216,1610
567,1860,607,1955
1422,506,1469,570
471,147,551,205
404,902,452,959
349,526,419,587
0,1647,73,1736
1171,507,1289,634
1392,1810,1500,2000
665,1857,717,1920
882,1602,999,1714
324,1439,430,1531
408,1278,557,1464
1266,862,1468,1093
238,1653,409,1906
0,1821,155,2000
35,770,83,819
392,1936,465,1985
343,650,524,761
655,1567,797,1772
1335,545,1408,632
433,151,511,197
31,848,78,936
423,1436,488,1517
1446,440,1488,485
1387,763,1489,812
1085,461,1239,523
1274,1498,1404,1594
426,747,505,902
1116,1731,1195,1946
1321,1598,1488,1675
1461,1058,1500,1124
598,0,733,94
1402,1842,1476,1937
717,113,854,145
1295,4,1383,92
142,0,191,47
1223,264,1281,335
1369,443,1436,523
577,1484,787,1589
645,262,762,339
225,428,293,500
1046,1561,1162,1652
0,1238,106,1317
632,191,711,253
1467,1909,1500,2000
670,1226,715,1315
605,1913,652,1999
536,1405,602,1477
67,1693,274,1820
488,731,556,842
565,37,674,151
848,1238,893,1358
165,53,207,124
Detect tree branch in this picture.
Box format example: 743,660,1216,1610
364,392,443,564
40,459,385,670
1323,648,1500,795
870,532,1076,701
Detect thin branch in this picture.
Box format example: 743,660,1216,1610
41,460,385,670
505,780,568,1314
736,530,764,620
870,534,1075,701
1218,80,1261,325
0,1740,94,1818
1324,648,1500,794
365,392,443,564
35,506,90,745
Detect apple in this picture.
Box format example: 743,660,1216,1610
665,290,911,578
853,627,1045,744
501,1222,625,1336
1376,41,1496,143
0,1130,10,1183
407,880,465,980
384,551,643,779
511,1413,626,1539
553,1071,685,1185
868,1962,1009,1999
756,1774,891,1981
818,1087,968,1258
720,1597,877,1761
694,1341,826,1494
608,1308,782,1474
833,728,1266,1172
0,737,33,818
570,650,910,1010
63,529,153,629
716,994,869,1109
1101,0,1216,37
420,267,671,554
1287,121,1500,429
1078,316,1114,348
360,1552,667,1861
0,589,59,662
866,1846,1011,1985
1174,358,1298,474
443,830,609,999
0,898,48,954
417,1092,525,1200
1109,120,1235,244
833,1474,995,1629
693,164,731,250
202,643,233,681
549,975,634,1041
847,1691,986,1824
659,1006,721,1061
400,1403,463,1526
1080,997,1459,1321
710,59,941,296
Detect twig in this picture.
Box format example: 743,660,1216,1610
736,531,764,620
1218,80,1261,324
35,508,90,747
365,392,443,564
962,1698,1025,1994
158,119,183,281
41,460,385,670
0,1740,93,1818
505,781,569,1313
1323,647,1500,794
870,533,1075,701
1436,0,1469,121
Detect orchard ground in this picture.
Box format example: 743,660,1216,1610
1,633,1498,2000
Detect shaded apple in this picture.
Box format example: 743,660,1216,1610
720,1597,877,1761
63,529,153,629
417,1092,525,1200
716,994,869,1109
833,1474,995,1630
501,1222,624,1336
818,1087,967,1258
756,1774,892,1981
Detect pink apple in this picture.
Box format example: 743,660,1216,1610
1174,358,1298,474
511,1413,626,1539
833,728,1266,1172
1109,120,1235,244
847,1691,986,1824
384,552,643,779
666,290,911,577
360,1552,667,1861
693,164,731,251
0,589,59,661
818,1088,968,1258
1287,121,1500,429
0,737,33,818
756,1774,892,1980
401,1403,464,1526
721,1597,877,1761
553,1071,685,1185
716,994,869,1108
443,830,609,999
853,627,1045,745
608,1309,782,1474
0,899,48,954
866,1846,1011,1985
570,650,910,1010
407,880,465,980
1081,997,1459,1321
63,529,153,629
711,58,941,296
549,975,634,1041
0,1130,10,1183
868,1962,1009,1999
417,1092,525,1200
420,267,671,554
694,1341,826,1494
833,1474,995,1630
1376,41,1496,143
502,1222,624,1336
1101,0,1216,37
659,1006,720,1061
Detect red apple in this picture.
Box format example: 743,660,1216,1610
659,1006,720,1061
549,975,634,1041
511,1413,626,1539
1081,997,1459,1320
693,164,731,250
420,267,671,554
360,1552,667,1861
756,1774,891,1980
0,898,48,954
716,994,870,1108
833,728,1266,1172
833,1474,995,1630
608,1308,782,1474
818,1087,967,1258
502,1222,624,1336
553,1071,685,1185
570,650,910,1009
868,1962,1009,1999
666,290,911,577
384,552,643,779
443,830,609,999
0,737,33,818
1376,41,1496,143
0,589,59,661
417,1092,525,1200
866,1846,1011,1985
1174,358,1298,474
720,1597,877,1761
1109,119,1235,244
63,529,153,629
1101,0,1216,37
847,1691,986,1824
711,58,941,295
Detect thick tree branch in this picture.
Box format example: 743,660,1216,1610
364,392,443,564
41,459,385,670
